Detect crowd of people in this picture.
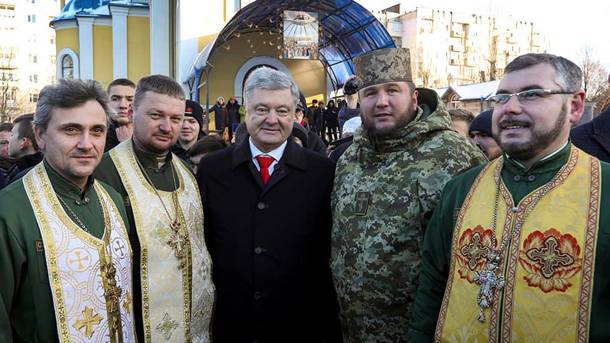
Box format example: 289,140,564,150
0,47,609,343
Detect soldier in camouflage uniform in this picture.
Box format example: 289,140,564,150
331,47,487,342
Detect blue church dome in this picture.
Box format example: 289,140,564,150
51,0,147,24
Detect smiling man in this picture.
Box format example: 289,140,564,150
0,79,136,342
94,75,215,343
331,47,486,342
410,53,610,342
197,67,341,342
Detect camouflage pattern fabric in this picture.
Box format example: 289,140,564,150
353,47,413,89
331,95,487,343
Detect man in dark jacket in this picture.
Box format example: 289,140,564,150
0,123,14,176
172,99,205,167
104,78,136,152
307,99,323,135
209,96,228,133
197,66,340,342
324,100,339,142
5,114,43,184
296,101,327,155
571,91,610,162
226,96,241,142
469,109,503,160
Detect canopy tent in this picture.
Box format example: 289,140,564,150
185,0,395,102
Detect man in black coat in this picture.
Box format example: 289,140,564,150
5,114,43,185
104,78,136,152
197,67,340,342
571,105,610,162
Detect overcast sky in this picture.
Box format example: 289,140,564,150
357,0,610,71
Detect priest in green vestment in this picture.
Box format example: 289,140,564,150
94,75,214,343
409,54,610,342
0,79,136,342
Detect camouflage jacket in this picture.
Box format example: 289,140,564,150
331,95,486,343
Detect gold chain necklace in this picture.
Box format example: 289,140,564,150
58,194,99,234
134,155,189,269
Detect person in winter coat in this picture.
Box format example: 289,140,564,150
226,96,241,142
209,96,228,134
324,100,340,142
331,47,486,343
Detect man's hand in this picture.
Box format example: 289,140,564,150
115,123,133,142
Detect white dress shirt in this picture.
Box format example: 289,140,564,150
249,137,287,176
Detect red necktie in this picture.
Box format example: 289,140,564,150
256,155,275,184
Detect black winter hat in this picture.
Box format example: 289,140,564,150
469,109,493,136
185,99,204,130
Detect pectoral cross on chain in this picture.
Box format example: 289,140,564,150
167,219,188,269
103,256,123,342
473,255,505,323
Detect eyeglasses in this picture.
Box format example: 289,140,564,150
487,89,576,106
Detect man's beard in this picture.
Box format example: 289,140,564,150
494,103,567,161
363,106,415,137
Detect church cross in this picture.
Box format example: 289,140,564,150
156,312,179,340
113,240,126,257
473,262,505,323
526,236,574,278
68,250,90,271
73,306,103,338
460,232,490,270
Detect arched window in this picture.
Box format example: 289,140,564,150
56,48,79,80
62,55,74,79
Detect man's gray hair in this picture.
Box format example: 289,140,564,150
504,53,582,92
33,79,112,131
243,67,299,108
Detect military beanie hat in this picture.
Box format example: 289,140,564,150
353,47,413,89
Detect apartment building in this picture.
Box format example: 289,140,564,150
375,5,548,89
0,0,59,122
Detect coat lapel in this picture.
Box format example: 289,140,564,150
262,139,307,196
232,137,265,188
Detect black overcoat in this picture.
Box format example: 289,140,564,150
571,107,610,163
197,137,341,342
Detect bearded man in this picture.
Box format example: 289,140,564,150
95,75,214,342
409,53,610,342
331,47,486,342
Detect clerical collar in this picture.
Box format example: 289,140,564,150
248,137,287,162
504,141,571,174
44,160,95,203
132,139,173,171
